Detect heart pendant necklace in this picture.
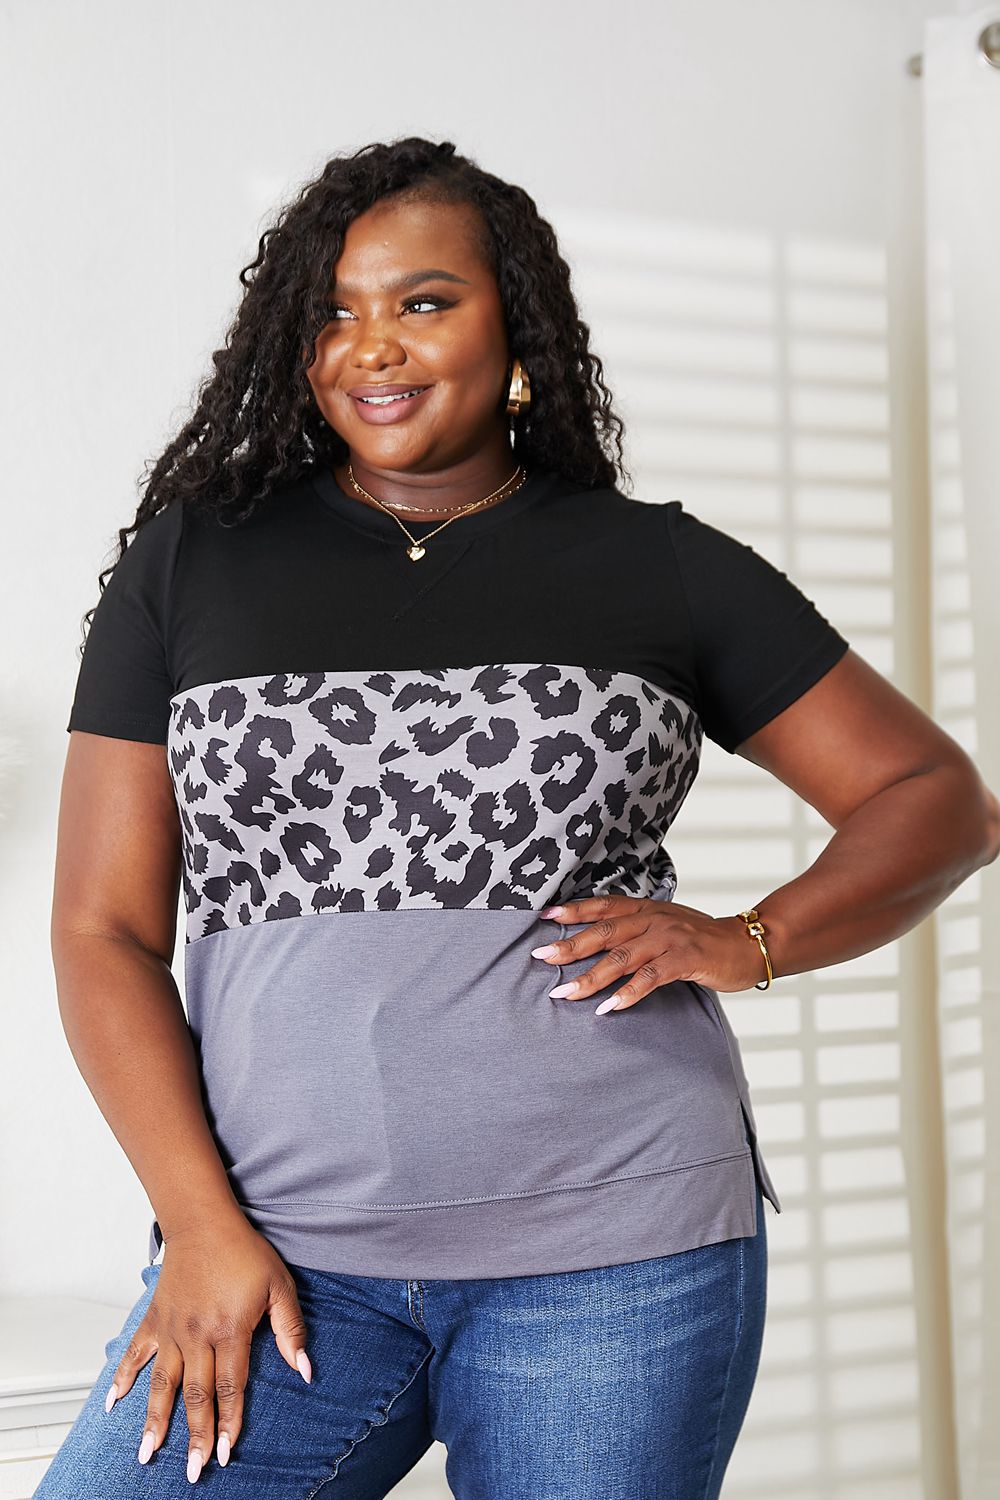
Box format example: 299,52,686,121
345,462,528,561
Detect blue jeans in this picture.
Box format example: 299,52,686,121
34,1177,767,1499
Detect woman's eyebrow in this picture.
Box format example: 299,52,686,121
331,268,473,296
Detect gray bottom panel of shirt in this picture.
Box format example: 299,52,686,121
162,908,781,1278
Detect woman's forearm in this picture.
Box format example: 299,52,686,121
51,930,245,1241
729,762,1000,982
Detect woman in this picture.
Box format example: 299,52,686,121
42,136,1000,1499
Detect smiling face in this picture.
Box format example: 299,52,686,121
306,193,516,500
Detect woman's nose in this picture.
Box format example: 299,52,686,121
353,343,404,372
350,328,405,367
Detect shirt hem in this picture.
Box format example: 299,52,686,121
210,1151,762,1279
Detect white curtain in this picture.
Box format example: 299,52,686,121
923,10,1000,1498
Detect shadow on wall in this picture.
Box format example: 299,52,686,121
926,229,993,1500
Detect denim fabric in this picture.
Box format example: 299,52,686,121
33,1176,767,1500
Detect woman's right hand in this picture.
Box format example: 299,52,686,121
105,1210,312,1483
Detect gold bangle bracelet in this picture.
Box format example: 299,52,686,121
736,908,773,990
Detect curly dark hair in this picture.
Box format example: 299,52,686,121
80,134,630,648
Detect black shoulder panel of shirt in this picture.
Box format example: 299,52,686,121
66,464,850,755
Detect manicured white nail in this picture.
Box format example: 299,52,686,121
297,1348,312,1383
595,994,622,1015
104,1382,118,1414
137,1430,155,1464
187,1448,203,1483
531,945,558,958
217,1431,231,1466
549,982,577,998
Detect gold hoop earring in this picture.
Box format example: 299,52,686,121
506,357,531,417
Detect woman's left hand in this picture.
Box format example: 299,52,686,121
531,895,768,1011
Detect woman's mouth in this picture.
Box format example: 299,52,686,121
348,385,433,425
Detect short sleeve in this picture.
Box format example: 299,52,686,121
66,501,184,745
664,500,850,754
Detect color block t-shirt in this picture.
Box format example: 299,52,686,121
66,464,849,1278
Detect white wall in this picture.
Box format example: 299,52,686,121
0,2,960,1495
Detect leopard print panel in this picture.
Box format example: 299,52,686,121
167,663,703,942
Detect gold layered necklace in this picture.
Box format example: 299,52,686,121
345,462,528,561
